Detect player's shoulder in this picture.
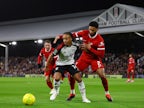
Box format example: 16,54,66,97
40,48,45,52
97,33,104,41
83,30,89,34
77,30,88,33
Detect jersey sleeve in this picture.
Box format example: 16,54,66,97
53,43,65,56
73,30,85,38
58,34,63,39
37,49,43,64
89,41,105,59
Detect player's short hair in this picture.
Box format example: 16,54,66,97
63,32,73,38
89,21,99,28
63,32,74,41
44,40,51,44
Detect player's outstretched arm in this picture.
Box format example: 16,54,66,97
53,35,61,44
45,53,53,72
37,51,43,68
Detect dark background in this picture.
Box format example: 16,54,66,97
0,0,143,22
0,0,144,56
1,32,144,57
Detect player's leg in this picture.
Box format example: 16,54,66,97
60,77,64,83
73,72,91,103
44,71,54,93
127,69,131,82
45,75,54,94
97,68,113,102
67,73,76,101
92,60,112,102
69,65,91,103
50,71,62,100
44,63,55,94
131,70,135,82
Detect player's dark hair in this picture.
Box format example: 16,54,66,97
89,21,99,28
44,40,51,43
63,32,74,40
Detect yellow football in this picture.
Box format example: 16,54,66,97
22,93,36,105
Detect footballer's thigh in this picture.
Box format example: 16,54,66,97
54,66,66,81
91,60,105,78
67,65,82,83
96,68,106,78
45,76,51,82
73,73,82,83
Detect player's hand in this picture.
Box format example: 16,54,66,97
80,43,91,52
38,64,42,68
53,36,60,44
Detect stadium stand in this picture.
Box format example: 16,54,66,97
0,52,144,77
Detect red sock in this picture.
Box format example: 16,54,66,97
101,77,108,91
132,73,135,80
46,81,53,89
68,74,75,90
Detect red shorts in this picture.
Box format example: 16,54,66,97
127,68,135,73
44,65,54,76
76,57,104,72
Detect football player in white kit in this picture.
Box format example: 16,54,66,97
45,32,91,103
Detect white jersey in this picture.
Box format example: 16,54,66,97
56,45,77,66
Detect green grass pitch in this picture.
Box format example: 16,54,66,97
0,77,143,108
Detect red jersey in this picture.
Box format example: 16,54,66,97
73,30,105,60
37,47,54,64
128,57,135,69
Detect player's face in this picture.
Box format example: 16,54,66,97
88,26,98,36
44,42,51,50
129,54,132,58
63,34,72,46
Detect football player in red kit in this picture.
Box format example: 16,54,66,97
37,40,55,94
127,54,135,82
38,40,76,100
54,21,113,102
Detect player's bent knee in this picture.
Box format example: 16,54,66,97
96,68,106,78
46,78,51,82
73,73,82,83
54,72,62,81
45,76,50,81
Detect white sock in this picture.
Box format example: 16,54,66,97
105,91,110,94
54,79,60,92
78,81,86,99
70,89,75,94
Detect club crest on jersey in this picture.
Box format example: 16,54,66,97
98,42,104,47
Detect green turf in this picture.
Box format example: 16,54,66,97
0,77,143,108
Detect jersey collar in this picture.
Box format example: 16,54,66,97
88,32,98,39
45,47,51,52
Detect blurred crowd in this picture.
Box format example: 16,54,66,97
0,52,144,77
104,52,144,77
0,56,42,77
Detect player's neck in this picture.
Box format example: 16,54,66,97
65,43,72,47
89,32,98,38
45,47,51,52
90,32,96,37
